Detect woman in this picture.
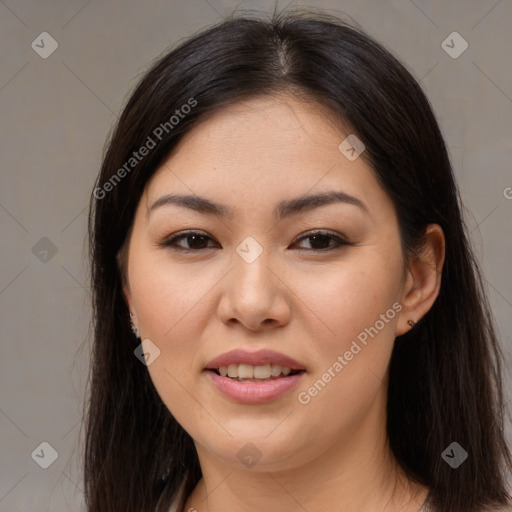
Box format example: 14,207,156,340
85,9,512,512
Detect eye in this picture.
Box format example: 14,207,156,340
291,230,352,251
158,229,352,253
158,230,219,252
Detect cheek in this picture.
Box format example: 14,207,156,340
129,256,222,407
130,255,218,342
291,252,403,428
293,255,402,411
132,273,211,429
300,258,402,355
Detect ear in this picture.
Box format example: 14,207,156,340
122,282,135,315
396,224,446,336
117,250,136,320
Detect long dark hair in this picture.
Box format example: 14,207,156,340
85,8,512,512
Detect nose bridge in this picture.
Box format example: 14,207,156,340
218,238,291,330
232,240,275,300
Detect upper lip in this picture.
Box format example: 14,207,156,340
205,349,306,371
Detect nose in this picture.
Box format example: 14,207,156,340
217,251,292,332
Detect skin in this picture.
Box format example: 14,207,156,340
122,93,445,512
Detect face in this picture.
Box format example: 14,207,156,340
123,94,410,471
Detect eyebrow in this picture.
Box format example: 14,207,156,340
147,190,368,221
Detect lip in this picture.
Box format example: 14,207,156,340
205,370,306,404
205,349,306,371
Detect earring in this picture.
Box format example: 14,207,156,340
130,312,141,338
408,320,417,328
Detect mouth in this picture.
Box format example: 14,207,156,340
204,349,307,402
204,365,307,404
206,364,306,382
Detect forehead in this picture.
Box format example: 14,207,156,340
142,94,388,220
158,94,348,168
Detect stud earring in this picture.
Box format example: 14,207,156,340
408,320,417,327
130,312,141,338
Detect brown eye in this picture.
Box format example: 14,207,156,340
160,231,219,252
292,230,352,251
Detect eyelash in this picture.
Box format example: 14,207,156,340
158,230,353,253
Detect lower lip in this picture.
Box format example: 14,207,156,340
205,370,306,404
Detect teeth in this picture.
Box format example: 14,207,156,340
238,364,253,379
218,363,295,379
271,365,282,377
254,364,271,379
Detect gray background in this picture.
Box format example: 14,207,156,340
1,0,511,510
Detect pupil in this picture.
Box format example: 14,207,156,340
189,234,207,249
310,234,330,249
